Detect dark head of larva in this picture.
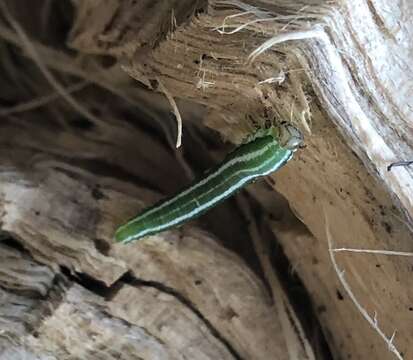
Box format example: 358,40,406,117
277,122,303,151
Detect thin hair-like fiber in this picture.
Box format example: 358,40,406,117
324,205,403,360
156,77,183,148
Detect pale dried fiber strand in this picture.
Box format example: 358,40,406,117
248,27,325,63
324,206,403,360
156,77,183,148
215,15,309,35
214,0,270,19
213,10,254,33
333,248,413,257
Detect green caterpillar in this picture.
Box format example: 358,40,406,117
115,123,303,243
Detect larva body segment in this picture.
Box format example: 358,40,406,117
115,124,301,243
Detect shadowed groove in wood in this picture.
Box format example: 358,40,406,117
120,272,244,360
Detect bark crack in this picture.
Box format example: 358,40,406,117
58,265,243,359
120,272,244,360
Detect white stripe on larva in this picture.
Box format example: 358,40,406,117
117,140,276,232
122,149,291,242
166,147,287,218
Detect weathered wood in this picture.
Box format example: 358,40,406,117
1,0,413,359
69,0,413,359
70,0,208,57
0,244,236,359
0,111,293,358
0,242,58,358
31,284,238,360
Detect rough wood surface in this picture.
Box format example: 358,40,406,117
1,0,412,359
0,115,293,358
0,245,235,359
69,0,413,359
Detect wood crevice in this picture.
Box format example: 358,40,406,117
120,272,245,360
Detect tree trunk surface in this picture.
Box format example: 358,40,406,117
0,0,412,359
